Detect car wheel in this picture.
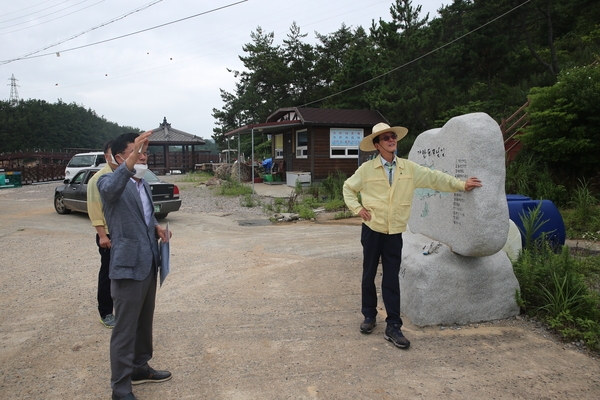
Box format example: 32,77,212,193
54,194,71,214
155,213,168,220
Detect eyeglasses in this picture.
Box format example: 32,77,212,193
379,133,397,142
119,149,149,157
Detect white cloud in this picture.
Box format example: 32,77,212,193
1,0,443,137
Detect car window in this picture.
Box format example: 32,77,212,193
71,171,87,185
143,170,160,182
95,155,106,166
84,171,98,184
67,155,95,168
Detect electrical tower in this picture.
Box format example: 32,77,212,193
8,74,20,106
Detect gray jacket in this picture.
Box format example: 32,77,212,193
97,163,159,281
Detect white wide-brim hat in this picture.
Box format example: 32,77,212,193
359,122,408,152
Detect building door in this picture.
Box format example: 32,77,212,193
284,131,293,172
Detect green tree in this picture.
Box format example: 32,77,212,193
210,0,600,168
212,26,289,153
282,22,319,105
0,99,135,152
519,64,600,179
366,0,439,139
319,26,376,110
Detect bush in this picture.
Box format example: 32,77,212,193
505,153,568,206
513,209,600,351
240,194,259,207
300,196,321,209
263,197,286,214
293,204,316,219
569,178,599,228
520,64,600,179
560,178,600,240
320,170,347,201
334,210,354,219
324,198,347,212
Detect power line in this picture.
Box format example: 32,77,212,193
0,0,103,32
0,0,69,23
0,0,249,65
300,0,532,107
1,1,163,63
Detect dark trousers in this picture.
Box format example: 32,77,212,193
96,233,113,318
360,224,404,326
110,266,157,396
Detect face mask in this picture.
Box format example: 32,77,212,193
133,163,148,179
107,154,117,165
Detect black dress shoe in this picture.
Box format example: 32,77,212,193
112,392,136,400
131,367,172,385
360,317,376,334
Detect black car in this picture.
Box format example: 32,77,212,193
54,168,181,219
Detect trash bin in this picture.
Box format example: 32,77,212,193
506,195,565,248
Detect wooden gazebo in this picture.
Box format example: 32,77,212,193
147,117,213,174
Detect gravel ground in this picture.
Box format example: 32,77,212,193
1,179,600,400
161,175,276,217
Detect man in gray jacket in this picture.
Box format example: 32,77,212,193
98,131,171,400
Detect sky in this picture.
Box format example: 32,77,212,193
2,0,445,140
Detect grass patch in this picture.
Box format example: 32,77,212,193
219,180,253,196
263,197,286,214
178,171,213,184
514,208,600,352
334,210,354,219
561,179,600,240
324,198,347,212
292,203,316,220
240,194,261,208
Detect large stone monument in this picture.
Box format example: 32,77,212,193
400,112,520,326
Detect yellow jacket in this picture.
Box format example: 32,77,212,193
343,156,466,234
87,163,113,233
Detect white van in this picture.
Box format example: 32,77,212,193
65,152,106,182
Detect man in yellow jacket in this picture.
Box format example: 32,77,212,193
343,122,482,349
87,140,118,328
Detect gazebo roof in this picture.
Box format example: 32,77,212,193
149,117,206,145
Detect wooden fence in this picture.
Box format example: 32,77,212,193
7,164,67,185
0,150,220,185
146,153,220,174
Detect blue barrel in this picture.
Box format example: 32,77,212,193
506,194,531,202
506,195,565,248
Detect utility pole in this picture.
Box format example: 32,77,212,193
8,74,20,106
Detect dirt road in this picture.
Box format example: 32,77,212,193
0,182,599,399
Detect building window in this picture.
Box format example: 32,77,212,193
295,129,308,158
274,134,283,159
330,128,363,158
